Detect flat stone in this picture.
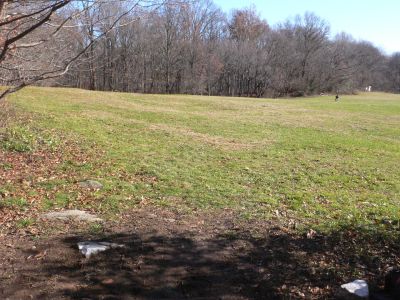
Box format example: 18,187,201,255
78,180,103,190
42,209,102,222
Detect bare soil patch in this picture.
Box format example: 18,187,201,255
1,206,398,299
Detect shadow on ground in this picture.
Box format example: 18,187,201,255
3,218,398,300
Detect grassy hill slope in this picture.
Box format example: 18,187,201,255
3,87,400,232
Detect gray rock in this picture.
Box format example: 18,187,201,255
42,209,102,222
78,180,103,190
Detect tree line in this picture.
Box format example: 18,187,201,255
1,0,400,98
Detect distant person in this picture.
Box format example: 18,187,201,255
335,93,339,102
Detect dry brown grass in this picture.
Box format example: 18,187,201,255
81,111,273,150
148,123,272,150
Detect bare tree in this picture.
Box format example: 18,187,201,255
387,53,400,93
0,0,162,100
12,1,393,99
0,0,71,98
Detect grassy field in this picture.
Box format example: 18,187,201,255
3,87,400,232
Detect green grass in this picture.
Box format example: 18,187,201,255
1,123,60,152
42,192,72,210
16,218,35,228
5,87,400,231
1,197,29,208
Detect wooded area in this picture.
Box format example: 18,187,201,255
1,0,400,98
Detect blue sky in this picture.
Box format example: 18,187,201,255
214,0,400,55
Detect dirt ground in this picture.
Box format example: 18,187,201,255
1,206,399,300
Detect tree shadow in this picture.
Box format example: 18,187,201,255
5,224,400,299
